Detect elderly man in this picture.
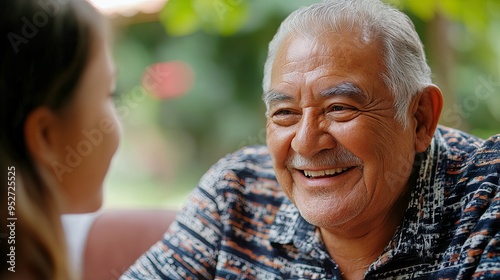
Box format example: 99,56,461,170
122,0,500,279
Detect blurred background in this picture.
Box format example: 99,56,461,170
88,0,500,210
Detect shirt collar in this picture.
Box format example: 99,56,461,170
269,199,323,255
375,129,448,266
269,200,298,244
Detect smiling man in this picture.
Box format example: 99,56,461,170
122,0,500,279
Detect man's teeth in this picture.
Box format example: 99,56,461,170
304,168,349,178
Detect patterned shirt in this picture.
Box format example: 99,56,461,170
121,126,500,279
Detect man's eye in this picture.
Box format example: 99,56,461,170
326,104,359,122
327,104,356,113
270,109,300,126
274,109,294,116
330,105,346,111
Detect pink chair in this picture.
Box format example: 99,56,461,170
82,209,177,280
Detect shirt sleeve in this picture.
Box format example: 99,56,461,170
120,157,230,280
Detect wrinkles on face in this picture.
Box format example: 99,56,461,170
267,29,416,232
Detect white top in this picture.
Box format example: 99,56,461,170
61,211,102,279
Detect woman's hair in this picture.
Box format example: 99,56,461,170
262,0,432,126
0,0,105,278
1,152,69,280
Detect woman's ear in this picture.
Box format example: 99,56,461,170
412,85,443,153
24,107,60,169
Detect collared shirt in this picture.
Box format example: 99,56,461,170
121,126,500,279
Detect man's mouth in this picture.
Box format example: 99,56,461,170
302,167,351,179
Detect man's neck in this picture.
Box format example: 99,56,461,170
318,222,392,279
319,185,412,279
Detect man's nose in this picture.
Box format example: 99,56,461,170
290,112,336,158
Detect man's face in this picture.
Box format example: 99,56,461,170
266,30,418,230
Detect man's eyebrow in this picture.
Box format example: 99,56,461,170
263,89,293,105
320,82,366,100
264,82,366,106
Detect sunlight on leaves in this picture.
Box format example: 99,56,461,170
404,0,437,21
160,0,249,36
159,0,199,36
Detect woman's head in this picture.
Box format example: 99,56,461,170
1,0,120,213
1,1,119,278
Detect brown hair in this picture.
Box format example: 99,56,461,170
0,0,106,278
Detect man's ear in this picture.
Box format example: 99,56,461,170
24,107,60,169
411,85,443,153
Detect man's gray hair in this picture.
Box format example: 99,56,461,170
262,0,432,124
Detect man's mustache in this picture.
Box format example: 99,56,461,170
286,146,362,169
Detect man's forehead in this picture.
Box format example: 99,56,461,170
275,32,346,65
275,29,382,69
266,31,391,107
270,30,385,83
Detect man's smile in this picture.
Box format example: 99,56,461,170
302,167,352,178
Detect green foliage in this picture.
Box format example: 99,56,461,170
159,0,249,36
404,0,437,21
397,0,500,35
